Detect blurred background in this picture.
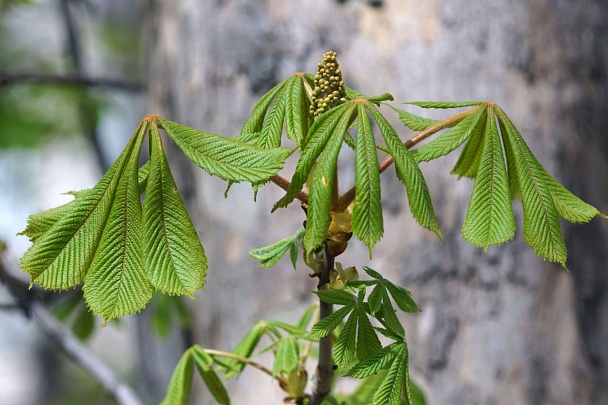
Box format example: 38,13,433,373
1,0,607,404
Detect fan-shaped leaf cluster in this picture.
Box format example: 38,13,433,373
405,102,605,266
20,117,289,322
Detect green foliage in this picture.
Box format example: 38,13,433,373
249,227,305,268
388,105,439,131
161,346,230,405
20,116,288,322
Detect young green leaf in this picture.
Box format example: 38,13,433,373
352,104,384,255
273,337,300,375
19,190,89,243
451,110,488,178
462,107,516,250
406,101,482,109
497,118,522,200
259,85,287,149
309,305,354,339
161,349,194,405
334,310,358,366
378,289,406,339
285,74,311,147
373,344,408,405
355,306,382,361
19,123,144,290
84,124,153,323
304,103,357,252
249,227,305,269
159,118,289,184
495,107,567,266
297,304,318,329
411,106,485,164
389,105,439,131
143,124,207,297
314,289,357,306
222,322,266,378
192,347,230,405
347,342,402,378
367,104,441,240
384,282,421,313
273,103,349,211
542,170,606,223
241,81,286,135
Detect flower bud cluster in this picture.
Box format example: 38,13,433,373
310,51,347,117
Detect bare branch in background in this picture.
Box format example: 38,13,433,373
0,72,145,92
0,261,144,405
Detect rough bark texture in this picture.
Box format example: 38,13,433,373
146,0,608,403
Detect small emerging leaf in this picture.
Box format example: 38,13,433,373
161,349,194,405
249,227,305,269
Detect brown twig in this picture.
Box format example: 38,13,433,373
335,105,482,211
270,175,309,205
0,261,143,405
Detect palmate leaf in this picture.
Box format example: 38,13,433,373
161,349,194,405
352,104,384,255
411,106,485,164
222,321,266,378
367,105,441,240
389,105,439,131
347,342,402,378
159,118,289,184
451,110,488,178
249,227,304,269
241,81,286,135
83,125,153,323
494,107,605,266
304,104,357,252
308,305,354,339
356,305,382,361
461,106,516,250
20,123,146,290
143,123,207,297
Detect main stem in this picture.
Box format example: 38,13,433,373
310,242,335,405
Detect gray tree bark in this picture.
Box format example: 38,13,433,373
145,0,608,403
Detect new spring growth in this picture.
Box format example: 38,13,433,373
310,51,347,117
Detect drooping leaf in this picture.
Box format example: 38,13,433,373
297,304,318,329
497,118,522,200
222,322,266,378
347,342,402,378
542,170,606,223
304,103,357,252
273,103,349,211
159,118,289,184
405,101,483,109
143,123,207,297
334,310,358,366
241,81,286,135
451,109,488,178
161,349,194,405
273,337,300,375
373,344,407,405
495,107,567,266
352,104,384,255
345,87,394,105
462,107,516,250
355,306,382,362
192,347,230,405
378,289,406,339
19,190,90,242
367,105,441,239
384,282,421,313
411,106,485,163
20,123,145,291
83,125,153,322
249,227,305,269
389,105,439,131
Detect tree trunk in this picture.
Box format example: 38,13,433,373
145,0,608,403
